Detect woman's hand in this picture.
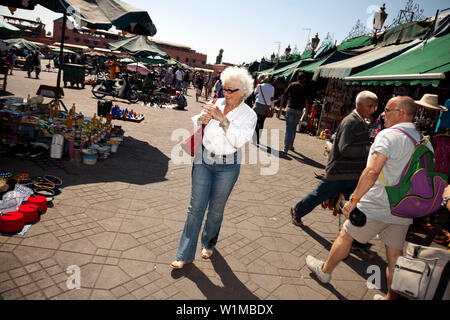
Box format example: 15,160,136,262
199,112,212,125
203,104,225,122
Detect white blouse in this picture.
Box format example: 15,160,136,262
192,98,257,156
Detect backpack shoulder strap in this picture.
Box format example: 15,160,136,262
389,127,422,146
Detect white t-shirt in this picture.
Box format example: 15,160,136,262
192,98,257,155
357,122,433,226
254,83,275,107
175,70,184,81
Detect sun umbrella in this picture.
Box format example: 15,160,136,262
0,0,157,36
50,47,76,55
126,62,149,76
3,38,40,51
105,35,169,58
0,0,158,100
120,58,135,64
0,19,20,36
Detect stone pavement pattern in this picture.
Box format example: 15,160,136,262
0,70,391,300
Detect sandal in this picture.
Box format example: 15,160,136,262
201,248,213,259
291,206,303,227
170,260,192,269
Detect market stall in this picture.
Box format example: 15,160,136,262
0,94,126,165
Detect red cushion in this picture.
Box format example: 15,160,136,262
18,204,40,223
0,211,25,233
27,195,47,213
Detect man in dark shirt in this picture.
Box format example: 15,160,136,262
280,72,311,154
290,91,378,226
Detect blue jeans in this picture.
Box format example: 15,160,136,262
176,157,241,261
284,107,303,152
293,179,358,220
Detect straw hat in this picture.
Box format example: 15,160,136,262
415,94,448,112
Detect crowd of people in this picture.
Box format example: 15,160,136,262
169,66,449,302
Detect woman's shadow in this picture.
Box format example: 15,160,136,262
171,250,259,300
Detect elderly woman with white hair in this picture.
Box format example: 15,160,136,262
171,67,257,269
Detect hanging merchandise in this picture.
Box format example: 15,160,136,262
50,133,64,159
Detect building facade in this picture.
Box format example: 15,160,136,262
2,15,209,67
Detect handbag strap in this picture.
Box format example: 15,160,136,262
259,85,270,109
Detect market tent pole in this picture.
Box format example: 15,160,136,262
56,11,68,102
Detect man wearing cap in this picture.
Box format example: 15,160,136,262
306,96,434,300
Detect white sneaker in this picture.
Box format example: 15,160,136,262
373,294,385,300
306,255,331,284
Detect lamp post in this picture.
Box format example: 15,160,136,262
373,4,388,42
311,33,320,54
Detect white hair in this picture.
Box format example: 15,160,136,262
356,90,378,105
220,66,254,100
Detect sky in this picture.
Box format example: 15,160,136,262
0,0,448,65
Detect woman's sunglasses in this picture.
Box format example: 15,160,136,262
223,88,239,94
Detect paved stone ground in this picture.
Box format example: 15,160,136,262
0,69,421,300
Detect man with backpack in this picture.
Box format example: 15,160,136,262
306,96,441,300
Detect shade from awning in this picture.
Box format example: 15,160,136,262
337,35,374,51
105,35,168,58
313,40,421,81
345,33,450,87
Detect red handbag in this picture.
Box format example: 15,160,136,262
181,124,205,156
181,99,217,156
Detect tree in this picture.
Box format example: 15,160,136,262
388,0,426,27
345,19,369,40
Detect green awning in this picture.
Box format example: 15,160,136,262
337,35,374,51
106,35,169,58
3,38,40,51
276,51,358,84
0,0,157,36
314,40,420,80
345,33,450,87
313,42,336,59
378,20,433,47
268,60,303,77
0,20,20,36
300,50,313,60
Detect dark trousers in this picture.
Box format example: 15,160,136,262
255,114,267,144
293,179,358,219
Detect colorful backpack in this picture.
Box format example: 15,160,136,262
379,128,448,218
